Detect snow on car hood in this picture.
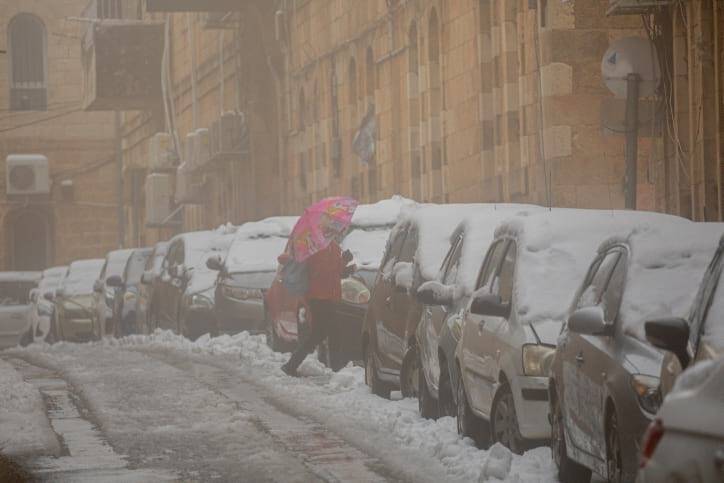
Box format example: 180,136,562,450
225,236,288,274
185,269,218,296
234,217,299,239
499,208,691,327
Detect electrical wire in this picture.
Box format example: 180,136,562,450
0,107,83,133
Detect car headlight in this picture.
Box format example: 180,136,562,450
630,374,662,414
190,293,214,309
522,344,556,377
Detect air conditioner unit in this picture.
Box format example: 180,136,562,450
149,132,175,172
194,128,211,169
607,0,673,15
5,155,50,197
145,173,172,226
175,163,203,203
201,11,236,29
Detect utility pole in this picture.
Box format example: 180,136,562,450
115,111,125,248
624,73,640,210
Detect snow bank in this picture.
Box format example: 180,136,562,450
616,223,723,339
108,330,558,482
0,359,58,457
496,208,690,330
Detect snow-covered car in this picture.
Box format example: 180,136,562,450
108,248,153,337
24,266,67,344
209,217,298,335
363,203,487,398
266,197,415,370
637,356,724,483
455,209,690,456
154,227,235,340
54,259,105,341
136,241,169,333
549,221,719,483
91,249,134,337
0,271,41,349
414,206,540,420
645,232,724,397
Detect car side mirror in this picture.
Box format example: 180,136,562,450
140,271,153,285
568,307,611,336
54,288,65,299
206,255,224,271
417,281,453,306
277,253,292,266
470,293,510,318
645,317,690,369
106,275,123,288
44,291,55,301
93,279,104,293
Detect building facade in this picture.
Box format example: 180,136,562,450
114,0,722,245
0,0,118,270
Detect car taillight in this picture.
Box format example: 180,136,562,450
640,417,664,468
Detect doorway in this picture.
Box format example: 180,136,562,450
4,208,52,270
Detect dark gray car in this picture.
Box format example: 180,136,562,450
549,223,721,483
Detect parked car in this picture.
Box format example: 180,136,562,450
363,203,486,398
266,197,414,368
549,221,719,483
637,356,724,483
92,249,134,337
0,272,41,349
646,232,724,397
24,266,67,344
108,248,153,337
155,228,234,340
210,217,297,336
414,206,540,419
455,209,690,455
136,241,169,334
53,259,105,341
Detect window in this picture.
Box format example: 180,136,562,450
576,250,622,322
398,226,418,263
442,234,464,285
476,240,508,291
494,242,517,304
8,13,47,111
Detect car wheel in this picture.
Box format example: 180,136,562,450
456,373,490,448
438,364,456,418
606,411,623,483
365,342,391,399
400,347,419,398
551,389,592,483
491,382,525,454
418,366,438,420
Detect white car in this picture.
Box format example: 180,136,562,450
455,208,689,453
25,266,67,344
637,357,724,482
0,271,41,349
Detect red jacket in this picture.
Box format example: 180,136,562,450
305,242,343,301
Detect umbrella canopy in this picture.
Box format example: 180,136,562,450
290,196,358,262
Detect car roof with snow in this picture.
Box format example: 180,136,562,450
0,271,42,283
398,203,534,281
493,208,691,329
602,223,724,340
350,196,416,228
446,205,543,295
234,216,299,240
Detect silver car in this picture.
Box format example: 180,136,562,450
92,249,134,337
0,272,41,349
549,223,721,483
25,266,67,343
637,357,724,483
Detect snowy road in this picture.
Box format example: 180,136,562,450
1,331,559,482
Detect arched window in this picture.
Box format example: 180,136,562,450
298,87,306,132
348,57,358,105
365,47,375,99
8,13,47,111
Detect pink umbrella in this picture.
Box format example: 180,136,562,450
290,196,359,262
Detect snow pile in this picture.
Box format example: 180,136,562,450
616,223,723,339
0,359,58,456
497,208,691,332
62,259,105,296
103,330,557,482
351,195,416,227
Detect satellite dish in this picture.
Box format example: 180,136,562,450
602,37,661,99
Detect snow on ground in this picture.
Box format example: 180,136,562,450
108,330,558,482
0,358,59,457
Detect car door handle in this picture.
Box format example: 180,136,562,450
575,352,585,366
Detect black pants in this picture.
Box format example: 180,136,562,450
285,299,333,371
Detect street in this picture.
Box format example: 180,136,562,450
1,331,557,482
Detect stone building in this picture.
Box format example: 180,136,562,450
0,0,118,270
110,0,721,245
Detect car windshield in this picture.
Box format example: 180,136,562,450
0,281,36,305
126,251,151,286
228,271,276,289
106,251,133,280
341,226,392,271
700,263,724,352
64,262,104,296
226,236,287,274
